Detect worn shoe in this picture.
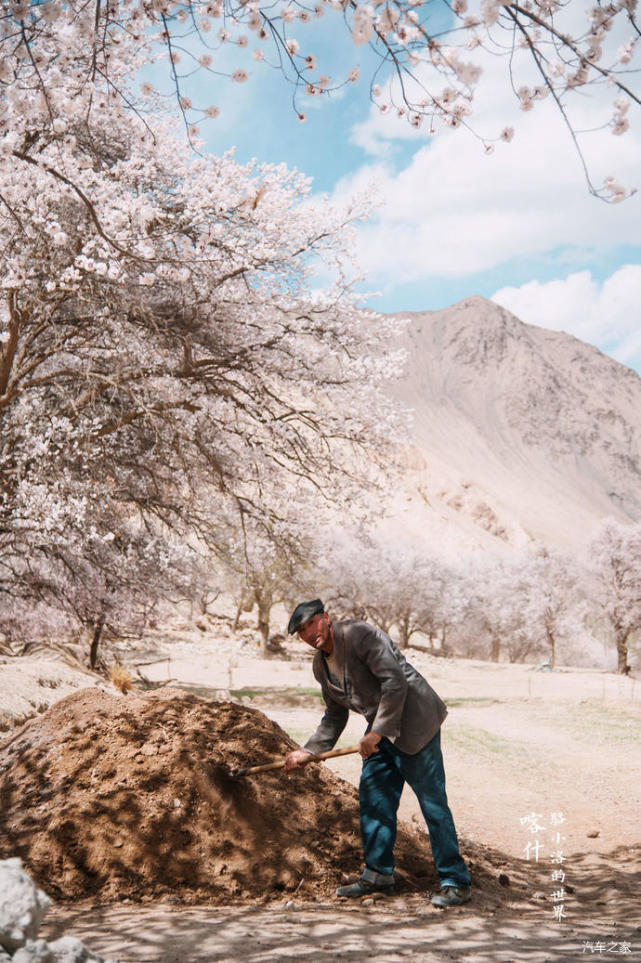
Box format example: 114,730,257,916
336,869,395,898
430,886,471,908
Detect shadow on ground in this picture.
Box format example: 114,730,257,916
42,892,641,963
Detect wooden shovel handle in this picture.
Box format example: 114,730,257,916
237,743,361,777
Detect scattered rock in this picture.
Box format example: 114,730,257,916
0,858,51,954
0,860,107,962
13,935,107,962
498,872,510,887
586,830,600,838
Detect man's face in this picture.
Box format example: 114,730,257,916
298,611,332,653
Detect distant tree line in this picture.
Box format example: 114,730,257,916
221,517,641,674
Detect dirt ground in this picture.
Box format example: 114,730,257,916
2,640,640,961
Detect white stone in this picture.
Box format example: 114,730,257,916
46,935,108,962
0,858,52,953
12,938,54,962
13,936,108,962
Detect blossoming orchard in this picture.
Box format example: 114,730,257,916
0,0,640,660
0,0,412,654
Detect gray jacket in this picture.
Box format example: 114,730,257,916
303,619,448,756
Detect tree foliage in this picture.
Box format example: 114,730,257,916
2,0,639,200
583,518,641,673
0,13,402,647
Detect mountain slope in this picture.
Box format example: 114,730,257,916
383,296,641,550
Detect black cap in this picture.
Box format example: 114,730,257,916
288,598,325,635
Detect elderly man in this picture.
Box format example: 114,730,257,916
285,598,471,907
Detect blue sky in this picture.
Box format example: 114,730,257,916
152,7,641,374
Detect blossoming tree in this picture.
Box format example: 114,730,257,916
0,14,402,651
324,534,463,649
583,518,641,673
2,0,639,200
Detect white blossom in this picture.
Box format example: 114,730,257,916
617,38,635,63
481,0,500,26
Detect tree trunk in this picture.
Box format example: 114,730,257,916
490,635,500,662
89,613,106,670
257,595,272,656
616,628,630,674
546,626,556,668
232,598,244,633
440,626,449,657
397,616,410,650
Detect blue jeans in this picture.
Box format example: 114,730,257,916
359,730,471,889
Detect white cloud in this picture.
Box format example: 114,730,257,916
330,9,641,285
491,264,641,368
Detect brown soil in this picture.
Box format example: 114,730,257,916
0,687,509,907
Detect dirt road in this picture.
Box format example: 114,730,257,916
4,645,641,961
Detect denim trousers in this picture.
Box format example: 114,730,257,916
359,730,471,889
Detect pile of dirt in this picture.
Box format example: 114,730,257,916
0,688,500,905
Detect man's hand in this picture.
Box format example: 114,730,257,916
359,732,382,759
284,748,313,771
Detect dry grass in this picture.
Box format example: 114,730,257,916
109,663,133,695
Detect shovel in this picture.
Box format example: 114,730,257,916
233,744,361,778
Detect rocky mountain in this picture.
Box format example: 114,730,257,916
382,296,641,551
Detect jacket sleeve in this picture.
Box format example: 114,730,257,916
303,692,349,754
303,668,349,754
355,626,409,742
